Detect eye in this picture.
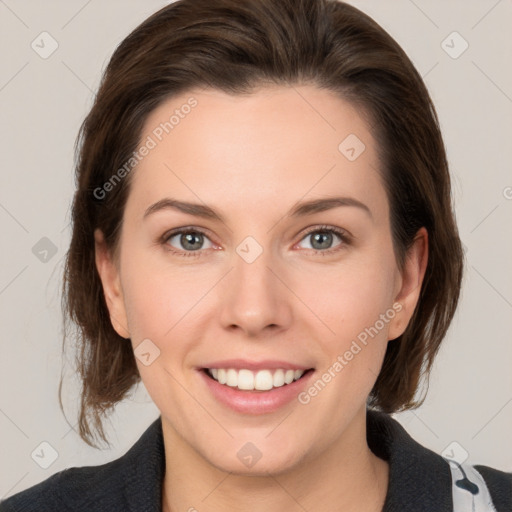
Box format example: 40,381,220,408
296,226,350,254
163,228,214,256
160,225,351,258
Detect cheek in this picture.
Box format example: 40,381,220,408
296,249,398,403
125,281,197,346
303,255,398,343
119,236,209,340
299,276,395,413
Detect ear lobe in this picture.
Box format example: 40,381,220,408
387,227,429,341
94,229,130,339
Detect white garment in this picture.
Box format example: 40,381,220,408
445,459,498,512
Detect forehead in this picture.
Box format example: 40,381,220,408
127,85,387,221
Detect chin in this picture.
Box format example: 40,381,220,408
202,442,305,477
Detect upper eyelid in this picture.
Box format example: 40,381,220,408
300,225,350,238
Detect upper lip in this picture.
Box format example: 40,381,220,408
200,359,314,371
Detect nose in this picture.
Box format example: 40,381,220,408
218,243,293,338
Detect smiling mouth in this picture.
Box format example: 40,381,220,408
202,367,314,392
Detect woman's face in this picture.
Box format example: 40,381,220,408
96,85,426,474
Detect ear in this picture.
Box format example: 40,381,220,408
94,229,130,339
388,227,428,341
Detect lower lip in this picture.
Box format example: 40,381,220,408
199,369,315,414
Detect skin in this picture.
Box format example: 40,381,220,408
95,85,428,512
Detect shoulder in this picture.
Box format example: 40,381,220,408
0,417,165,512
366,409,512,511
0,462,125,512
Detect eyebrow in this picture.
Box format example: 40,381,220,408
143,196,373,222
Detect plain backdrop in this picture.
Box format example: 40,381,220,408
0,0,511,499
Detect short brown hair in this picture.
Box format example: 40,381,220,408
61,0,464,447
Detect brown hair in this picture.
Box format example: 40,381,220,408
61,0,464,447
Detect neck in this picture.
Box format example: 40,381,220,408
161,407,389,512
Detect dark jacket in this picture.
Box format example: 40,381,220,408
1,409,510,511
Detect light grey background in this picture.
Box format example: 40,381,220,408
1,0,511,499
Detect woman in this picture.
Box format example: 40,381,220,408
1,0,510,511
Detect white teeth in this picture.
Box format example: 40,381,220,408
207,367,306,391
237,369,254,390
284,369,295,384
273,369,285,387
254,370,273,390
217,368,227,384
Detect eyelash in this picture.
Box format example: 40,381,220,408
160,225,351,259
